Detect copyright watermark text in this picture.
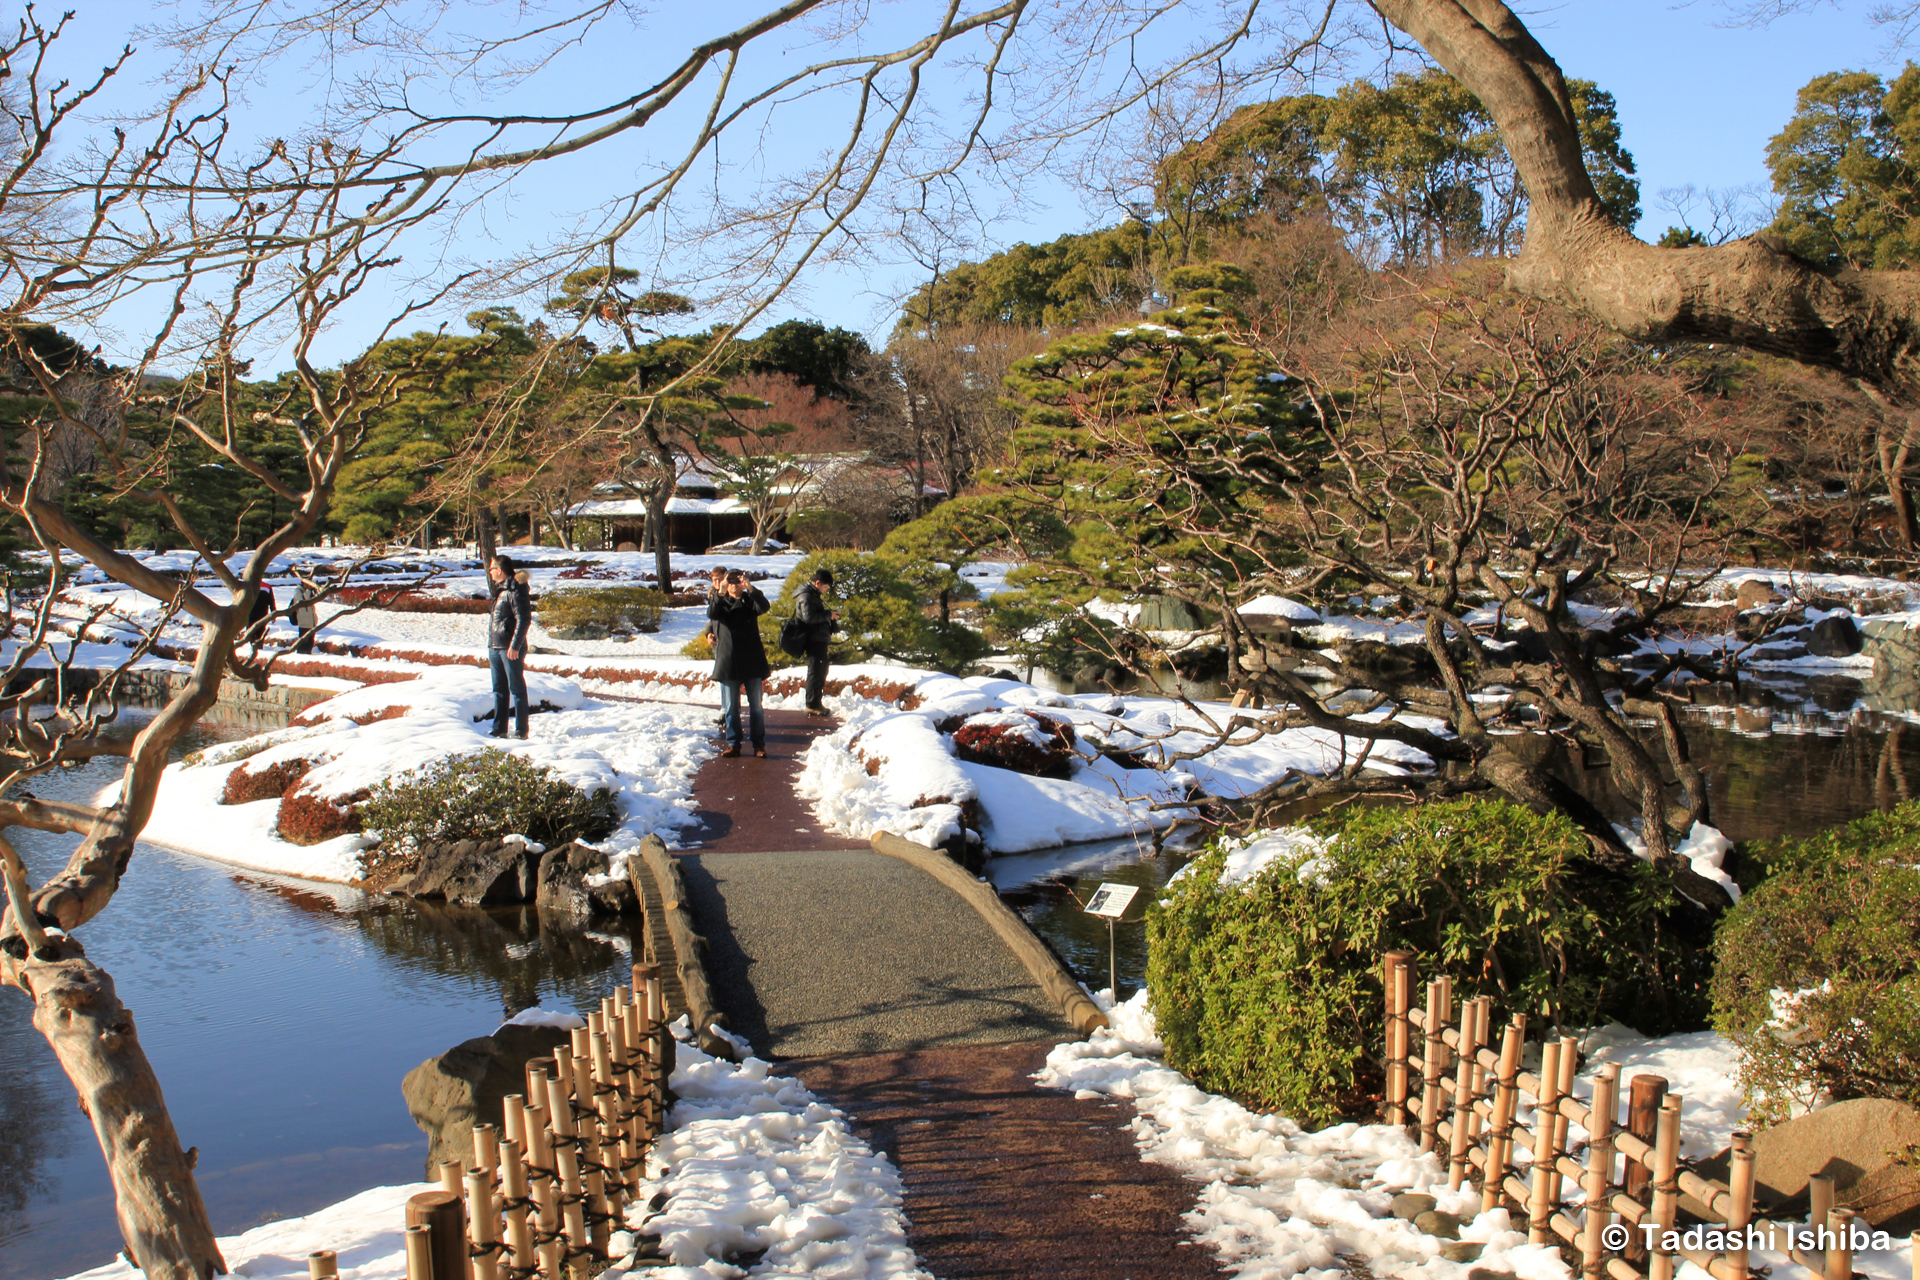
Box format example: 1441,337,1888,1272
1596,1222,1895,1253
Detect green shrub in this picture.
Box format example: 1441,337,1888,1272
1146,798,1707,1127
768,549,990,674
784,506,859,550
536,586,667,635
1711,804,1920,1125
680,630,713,660
361,749,619,849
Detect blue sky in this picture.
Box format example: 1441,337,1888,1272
44,1,1909,368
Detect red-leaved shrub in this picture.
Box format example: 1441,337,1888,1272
950,711,1077,779
221,757,312,805
331,587,490,613
275,788,364,845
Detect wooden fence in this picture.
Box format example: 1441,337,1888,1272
1381,950,1918,1280
359,961,676,1280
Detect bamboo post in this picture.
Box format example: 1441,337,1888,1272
1810,1172,1835,1239
1826,1207,1856,1280
473,1124,500,1193
554,1140,589,1257
308,1251,338,1279
1528,1037,1566,1245
1726,1131,1755,1276
523,1096,560,1267
441,1160,464,1198
1550,1034,1578,1159
404,1225,434,1280
1447,995,1481,1190
1648,1097,1683,1280
465,1167,501,1280
1579,1063,1619,1279
1481,1014,1527,1217
407,1190,469,1280
1382,951,1414,1125
1910,1230,1917,1280
1465,997,1492,1150
1420,976,1452,1154
499,1136,534,1275
1621,1074,1668,1263
503,1095,527,1152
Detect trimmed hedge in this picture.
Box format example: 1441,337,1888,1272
1146,798,1707,1127
276,789,364,845
361,749,619,848
1711,803,1920,1124
537,586,667,635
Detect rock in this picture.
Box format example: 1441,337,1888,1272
1412,1209,1463,1239
536,844,635,919
1137,595,1206,631
1441,1242,1485,1263
1699,1098,1920,1234
1389,1192,1438,1221
1808,614,1863,658
406,839,540,906
1467,1269,1517,1280
402,1023,573,1178
1735,580,1781,611
1751,642,1810,662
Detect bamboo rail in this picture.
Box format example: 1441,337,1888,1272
1381,951,1920,1280
398,964,673,1280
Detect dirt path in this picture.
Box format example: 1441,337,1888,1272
679,706,866,851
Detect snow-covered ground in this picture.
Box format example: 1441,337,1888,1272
1042,990,1916,1280
798,670,1438,855
59,1024,930,1280
117,665,721,882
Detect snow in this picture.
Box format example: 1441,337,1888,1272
500,1008,588,1031
119,665,721,882
1614,821,1740,903
57,1030,932,1280
1238,595,1321,623
798,674,1438,855
1040,992,1915,1280
1167,826,1330,888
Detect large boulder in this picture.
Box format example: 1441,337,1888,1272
1701,1098,1920,1234
403,839,541,906
1807,614,1863,658
402,1023,574,1178
1136,596,1206,631
1734,579,1781,611
535,844,636,920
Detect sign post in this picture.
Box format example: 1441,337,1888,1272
1082,882,1141,1001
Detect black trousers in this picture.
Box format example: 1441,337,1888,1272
804,641,831,708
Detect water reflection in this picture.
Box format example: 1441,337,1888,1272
0,712,637,1280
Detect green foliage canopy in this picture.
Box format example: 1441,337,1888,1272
1767,65,1920,270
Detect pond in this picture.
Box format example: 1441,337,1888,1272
0,710,641,1280
1002,667,1920,1005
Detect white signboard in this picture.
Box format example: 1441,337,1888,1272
1083,883,1140,919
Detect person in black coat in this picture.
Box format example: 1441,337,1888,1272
794,568,838,715
708,569,770,756
487,554,533,738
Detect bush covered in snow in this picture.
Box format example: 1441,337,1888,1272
1711,802,1920,1124
948,710,1076,778
361,749,619,848
1147,798,1705,1126
537,586,667,635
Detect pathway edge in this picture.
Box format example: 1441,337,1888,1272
869,831,1109,1035
634,834,740,1060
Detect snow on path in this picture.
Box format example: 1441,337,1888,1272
58,1028,929,1280
1041,993,1915,1280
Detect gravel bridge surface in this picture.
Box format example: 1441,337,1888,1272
675,704,1223,1278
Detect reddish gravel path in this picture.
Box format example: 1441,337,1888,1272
791,1042,1222,1279
680,707,864,852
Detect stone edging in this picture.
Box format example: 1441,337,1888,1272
631,834,739,1061
868,831,1109,1036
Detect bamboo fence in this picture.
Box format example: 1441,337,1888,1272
1381,950,1919,1280
383,961,674,1280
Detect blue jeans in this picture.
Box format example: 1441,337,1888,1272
489,646,527,736
720,678,765,747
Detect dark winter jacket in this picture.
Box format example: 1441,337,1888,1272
708,587,771,682
795,581,834,644
489,571,533,651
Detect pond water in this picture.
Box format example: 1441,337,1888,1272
1003,668,1920,1005
0,709,640,1280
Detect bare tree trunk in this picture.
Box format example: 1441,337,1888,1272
18,942,224,1279
478,507,497,565
647,476,673,588
1878,415,1920,551
1370,0,1920,400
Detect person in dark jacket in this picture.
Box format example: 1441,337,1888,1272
242,580,277,655
487,554,533,738
708,569,770,756
794,568,838,716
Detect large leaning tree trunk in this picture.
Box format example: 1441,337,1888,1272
1367,0,1920,400
0,32,464,1265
